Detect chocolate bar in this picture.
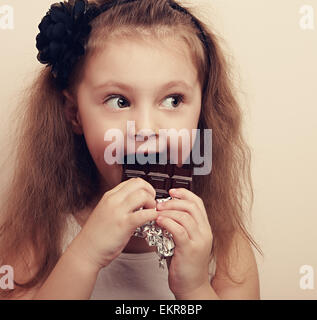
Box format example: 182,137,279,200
121,153,193,198
121,153,194,269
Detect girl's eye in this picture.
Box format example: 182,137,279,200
103,95,130,109
162,95,184,109
103,94,184,110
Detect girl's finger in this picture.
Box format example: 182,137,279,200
156,198,205,229
128,208,159,231
155,215,189,248
125,188,156,212
156,209,198,240
103,178,130,197
115,177,156,200
169,188,203,209
168,188,209,224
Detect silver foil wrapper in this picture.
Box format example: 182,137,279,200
133,197,174,269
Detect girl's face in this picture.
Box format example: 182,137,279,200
66,36,202,193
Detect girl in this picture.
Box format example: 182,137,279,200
0,0,262,299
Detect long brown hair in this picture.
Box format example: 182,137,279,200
0,0,262,298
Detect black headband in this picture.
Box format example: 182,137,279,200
36,0,208,89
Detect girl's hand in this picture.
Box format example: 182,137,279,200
69,178,158,271
155,188,213,297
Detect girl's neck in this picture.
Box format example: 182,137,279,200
122,237,157,254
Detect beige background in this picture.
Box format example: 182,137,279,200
0,0,316,299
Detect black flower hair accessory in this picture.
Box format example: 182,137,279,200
36,0,101,89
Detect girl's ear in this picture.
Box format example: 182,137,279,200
62,89,83,135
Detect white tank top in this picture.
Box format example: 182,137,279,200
62,213,216,300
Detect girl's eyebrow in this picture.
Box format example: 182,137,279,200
92,80,193,92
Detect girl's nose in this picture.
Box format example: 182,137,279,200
133,107,159,139
135,128,157,140
126,106,160,155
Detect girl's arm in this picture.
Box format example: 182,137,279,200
32,237,101,300
1,236,99,300
174,231,260,300
210,231,260,300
